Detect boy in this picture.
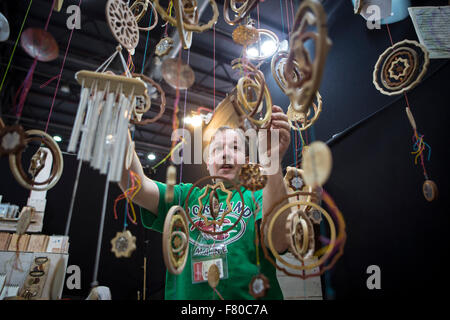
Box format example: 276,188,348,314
120,105,292,299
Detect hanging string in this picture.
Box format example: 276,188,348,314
279,0,285,37
0,0,33,93
285,0,290,35
44,0,83,133
213,24,216,112
385,23,430,179
14,0,56,120
179,48,191,194
64,158,83,236
140,7,154,74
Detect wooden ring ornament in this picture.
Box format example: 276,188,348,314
162,206,189,275
373,40,429,96
423,180,438,202
286,209,315,261
9,130,63,191
239,163,267,191
0,124,27,156
223,0,259,26
260,193,336,274
106,0,140,51
130,73,166,125
284,0,331,113
184,175,245,235
130,0,159,31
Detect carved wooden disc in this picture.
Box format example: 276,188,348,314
423,180,438,202
301,141,332,187
161,58,195,90
106,0,140,50
207,264,220,288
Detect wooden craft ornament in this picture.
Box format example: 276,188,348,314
161,58,195,90
260,192,336,277
9,130,64,191
231,58,272,128
232,23,259,46
245,29,280,61
153,0,219,49
106,0,140,50
286,210,315,261
423,180,438,202
19,256,50,300
301,141,332,188
131,73,166,125
185,175,245,235
284,166,315,212
0,124,26,156
155,37,174,57
239,163,267,191
110,230,137,258
249,273,270,298
162,206,189,275
373,40,429,96
16,206,35,235
223,0,259,26
207,264,220,289
197,182,233,225
130,0,158,30
165,165,177,203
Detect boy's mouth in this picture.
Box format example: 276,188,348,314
218,164,235,172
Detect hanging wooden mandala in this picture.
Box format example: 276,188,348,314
373,39,429,96
106,0,140,51
111,230,137,258
162,205,189,275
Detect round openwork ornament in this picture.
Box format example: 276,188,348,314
373,40,429,96
106,0,140,50
162,206,190,275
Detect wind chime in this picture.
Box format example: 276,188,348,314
373,37,435,201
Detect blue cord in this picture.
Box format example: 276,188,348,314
140,9,154,74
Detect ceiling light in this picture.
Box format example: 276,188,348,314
53,135,62,142
184,114,203,127
147,153,156,161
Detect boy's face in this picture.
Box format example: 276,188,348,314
207,129,246,182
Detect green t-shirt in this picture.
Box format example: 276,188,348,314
140,180,284,300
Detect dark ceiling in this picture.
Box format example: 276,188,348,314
0,0,299,169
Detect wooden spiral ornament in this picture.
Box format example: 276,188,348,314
153,0,219,49
131,73,166,125
271,0,331,131
223,0,259,25
130,0,159,31
9,129,63,191
231,58,272,128
162,206,190,275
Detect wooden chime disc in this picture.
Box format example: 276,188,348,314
20,28,59,62
161,58,195,90
207,264,220,289
423,180,438,202
249,274,270,299
301,141,332,187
